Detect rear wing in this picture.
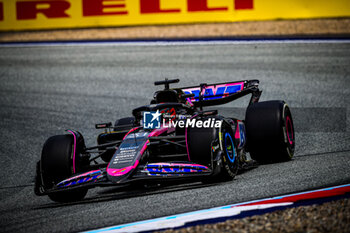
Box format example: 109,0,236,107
181,80,261,107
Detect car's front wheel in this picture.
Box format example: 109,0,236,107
39,134,88,202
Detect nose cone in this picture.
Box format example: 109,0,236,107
107,136,148,183
107,160,139,178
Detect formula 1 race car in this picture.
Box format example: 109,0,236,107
34,79,295,202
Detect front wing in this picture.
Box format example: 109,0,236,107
35,162,214,196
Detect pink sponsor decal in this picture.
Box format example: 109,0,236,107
185,114,198,162
182,82,244,102
185,127,190,161
234,121,241,139
107,160,140,177
286,116,294,145
123,127,140,140
148,127,168,137
58,170,101,183
140,141,149,155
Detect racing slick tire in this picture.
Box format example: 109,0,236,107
245,100,295,163
40,134,88,202
187,118,238,182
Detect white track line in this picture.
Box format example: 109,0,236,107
1,39,350,47
83,183,350,233
85,203,292,233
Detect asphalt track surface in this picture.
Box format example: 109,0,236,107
0,41,349,232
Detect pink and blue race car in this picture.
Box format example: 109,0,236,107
35,79,295,202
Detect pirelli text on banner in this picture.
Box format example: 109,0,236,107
1,0,349,31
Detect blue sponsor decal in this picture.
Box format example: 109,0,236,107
238,122,246,148
145,164,209,176
57,170,102,188
183,83,243,101
224,132,236,163
143,110,161,129
202,87,226,100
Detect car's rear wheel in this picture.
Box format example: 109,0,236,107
245,100,295,163
40,134,88,202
